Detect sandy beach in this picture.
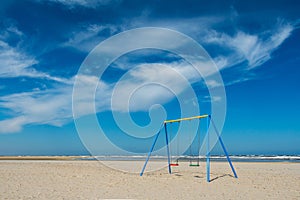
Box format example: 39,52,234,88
0,158,299,199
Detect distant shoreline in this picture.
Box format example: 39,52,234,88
0,156,80,160
0,155,299,162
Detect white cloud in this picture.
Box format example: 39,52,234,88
127,16,294,71
0,117,27,133
129,16,224,36
69,19,294,117
0,40,71,83
110,60,218,112
66,18,294,75
0,24,23,40
0,87,73,132
0,26,71,84
64,24,120,52
73,75,112,116
0,40,37,76
0,61,204,133
204,22,293,69
201,95,222,103
0,74,112,133
111,64,186,112
45,0,122,9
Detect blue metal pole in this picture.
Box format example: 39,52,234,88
165,123,172,174
140,129,161,176
206,116,210,182
209,116,238,178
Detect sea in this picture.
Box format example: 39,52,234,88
76,155,300,163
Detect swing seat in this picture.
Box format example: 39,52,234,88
189,164,200,167
170,163,179,167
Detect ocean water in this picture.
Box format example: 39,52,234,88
77,155,300,162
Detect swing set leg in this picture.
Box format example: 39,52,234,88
206,116,210,182
209,116,238,179
165,123,172,174
140,123,173,176
140,130,161,176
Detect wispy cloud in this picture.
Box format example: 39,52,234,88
0,116,27,133
63,24,121,52
203,21,294,69
0,88,71,133
201,95,222,103
42,0,122,9
111,63,191,112
0,60,205,133
0,81,76,133
0,74,113,133
0,26,71,84
66,17,294,74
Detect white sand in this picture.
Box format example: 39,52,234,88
0,160,299,199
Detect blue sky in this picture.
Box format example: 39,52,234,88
0,0,299,156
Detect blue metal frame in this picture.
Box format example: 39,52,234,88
140,123,172,176
209,115,238,178
206,116,210,182
164,123,172,174
140,129,161,176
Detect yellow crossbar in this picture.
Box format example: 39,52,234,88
164,114,209,124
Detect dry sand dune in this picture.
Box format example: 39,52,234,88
0,160,299,199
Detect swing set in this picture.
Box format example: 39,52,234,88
167,117,200,167
140,114,238,182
